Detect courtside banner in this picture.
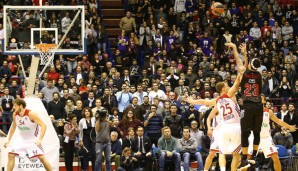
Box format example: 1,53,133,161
1,97,60,171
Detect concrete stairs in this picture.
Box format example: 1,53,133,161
100,0,124,51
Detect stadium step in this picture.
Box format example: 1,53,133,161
101,9,125,18
106,28,120,37
104,19,121,28
99,0,123,50
101,0,123,8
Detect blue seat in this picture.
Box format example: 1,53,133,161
291,145,298,170
291,145,297,157
197,146,202,152
276,145,291,170
152,146,159,157
276,145,290,159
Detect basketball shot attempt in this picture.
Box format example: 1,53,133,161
4,99,52,171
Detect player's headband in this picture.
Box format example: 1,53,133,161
251,58,258,70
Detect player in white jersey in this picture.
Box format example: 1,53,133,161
4,99,52,171
247,96,296,171
216,94,242,154
186,96,227,171
186,98,225,170
189,69,245,171
206,65,246,171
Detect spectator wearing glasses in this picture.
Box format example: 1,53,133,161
144,104,163,145
183,104,200,127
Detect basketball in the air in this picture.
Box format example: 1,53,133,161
103,53,109,60
211,2,224,16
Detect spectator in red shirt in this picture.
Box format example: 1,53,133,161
199,82,214,99
261,20,272,39
48,65,60,83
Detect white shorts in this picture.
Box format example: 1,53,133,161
248,136,278,158
210,130,219,153
9,141,44,159
218,123,241,154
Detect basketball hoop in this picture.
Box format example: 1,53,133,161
35,44,57,65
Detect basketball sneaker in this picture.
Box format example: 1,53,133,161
238,159,251,170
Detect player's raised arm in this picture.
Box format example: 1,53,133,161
29,111,47,146
227,66,246,97
239,43,248,68
269,109,297,132
225,43,243,71
186,97,216,106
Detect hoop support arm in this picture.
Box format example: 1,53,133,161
17,55,27,80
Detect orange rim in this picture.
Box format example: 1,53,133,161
35,44,57,53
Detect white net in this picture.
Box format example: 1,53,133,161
39,51,55,65
35,44,57,65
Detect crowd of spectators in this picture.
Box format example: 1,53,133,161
1,0,298,170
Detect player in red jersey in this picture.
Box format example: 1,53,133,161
4,98,52,171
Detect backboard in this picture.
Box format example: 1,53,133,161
2,5,86,55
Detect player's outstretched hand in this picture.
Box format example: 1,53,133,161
238,66,246,74
35,139,42,147
225,42,236,49
239,43,247,54
287,125,297,132
186,96,194,104
4,141,10,148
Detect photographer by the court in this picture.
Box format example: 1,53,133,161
95,110,113,171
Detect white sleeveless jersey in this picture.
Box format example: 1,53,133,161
260,109,271,138
216,94,241,124
15,109,40,142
